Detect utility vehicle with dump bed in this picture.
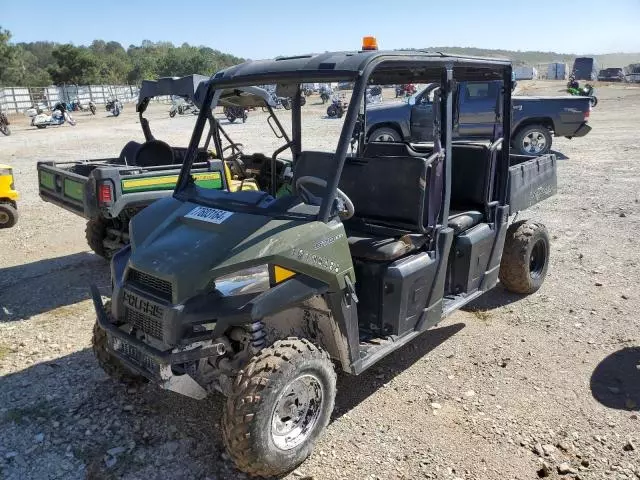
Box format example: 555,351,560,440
91,43,557,477
36,75,284,259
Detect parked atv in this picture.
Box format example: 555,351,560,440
90,46,557,478
327,93,348,118
0,111,10,136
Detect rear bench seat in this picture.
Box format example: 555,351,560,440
447,143,494,233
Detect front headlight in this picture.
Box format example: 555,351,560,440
214,265,270,296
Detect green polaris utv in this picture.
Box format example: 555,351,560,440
91,47,557,477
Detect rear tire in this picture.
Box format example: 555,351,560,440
513,124,552,156
92,301,147,385
0,124,10,136
590,96,598,107
369,126,401,142
326,104,337,117
169,110,176,118
0,203,18,228
85,218,110,259
223,338,336,478
499,220,551,294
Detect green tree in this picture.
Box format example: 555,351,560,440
48,44,101,84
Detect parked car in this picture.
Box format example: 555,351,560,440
624,64,640,83
598,68,625,82
365,81,592,156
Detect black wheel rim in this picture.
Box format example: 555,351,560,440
529,239,547,279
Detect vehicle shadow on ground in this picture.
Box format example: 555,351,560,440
551,149,569,160
0,324,464,479
463,285,524,311
0,252,109,322
331,322,466,421
590,346,640,411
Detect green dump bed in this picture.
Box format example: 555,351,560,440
37,159,227,220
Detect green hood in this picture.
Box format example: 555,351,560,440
128,197,352,302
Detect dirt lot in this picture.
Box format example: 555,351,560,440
0,81,639,480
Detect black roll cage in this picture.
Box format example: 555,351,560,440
174,52,513,227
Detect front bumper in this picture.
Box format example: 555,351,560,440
91,284,213,399
567,122,592,139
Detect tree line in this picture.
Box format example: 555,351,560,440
0,26,244,87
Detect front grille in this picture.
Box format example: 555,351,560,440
108,335,160,376
125,308,164,340
128,269,172,301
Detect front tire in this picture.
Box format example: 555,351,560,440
92,301,147,385
223,338,336,478
326,104,337,118
0,124,10,136
499,220,551,294
369,126,401,142
0,203,18,228
513,124,552,156
590,96,598,107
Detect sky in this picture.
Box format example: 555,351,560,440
2,0,639,58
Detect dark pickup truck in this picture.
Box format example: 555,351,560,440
366,81,592,155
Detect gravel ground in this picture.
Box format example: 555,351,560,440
0,82,639,480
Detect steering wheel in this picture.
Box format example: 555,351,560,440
222,143,246,176
295,176,354,220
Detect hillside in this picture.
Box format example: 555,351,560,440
423,47,640,68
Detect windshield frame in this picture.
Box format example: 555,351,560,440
172,53,513,225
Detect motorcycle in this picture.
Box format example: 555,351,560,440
169,97,199,118
223,105,248,123
319,86,333,104
70,99,96,115
28,103,76,128
279,95,306,110
0,111,10,136
326,94,348,118
567,77,597,107
105,98,123,117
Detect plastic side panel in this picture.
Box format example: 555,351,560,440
381,252,438,336
508,154,557,214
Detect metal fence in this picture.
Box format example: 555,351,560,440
0,84,143,113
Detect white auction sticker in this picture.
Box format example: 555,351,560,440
184,206,234,224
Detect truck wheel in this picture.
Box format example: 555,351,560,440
513,125,552,156
92,301,147,385
0,203,18,228
85,218,111,260
223,338,336,478
499,220,550,294
369,126,401,142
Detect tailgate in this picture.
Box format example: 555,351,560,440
508,154,557,214
38,161,91,217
